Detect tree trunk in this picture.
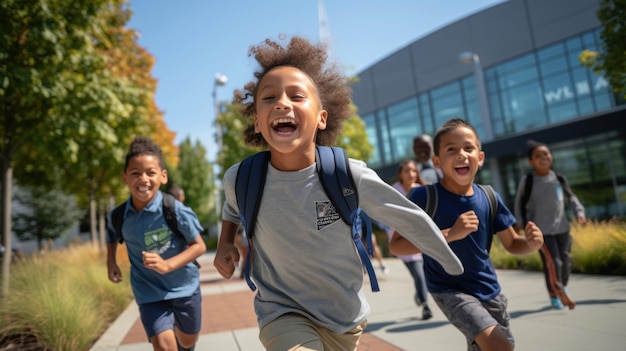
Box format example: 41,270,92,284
1,156,13,298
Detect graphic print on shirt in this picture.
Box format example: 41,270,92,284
315,200,341,230
144,227,172,255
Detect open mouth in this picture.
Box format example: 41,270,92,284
454,165,470,175
271,118,297,134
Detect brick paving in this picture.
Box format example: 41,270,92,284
119,257,403,350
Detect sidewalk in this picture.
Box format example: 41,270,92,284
91,251,626,350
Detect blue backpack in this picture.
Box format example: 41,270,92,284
235,146,380,292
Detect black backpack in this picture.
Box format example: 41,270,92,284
110,192,200,268
422,183,498,252
235,146,379,292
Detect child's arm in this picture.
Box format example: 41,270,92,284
106,242,123,283
213,220,242,279
389,210,478,255
142,234,206,274
389,231,422,255
497,220,544,255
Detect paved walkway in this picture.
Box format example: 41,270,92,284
91,251,626,350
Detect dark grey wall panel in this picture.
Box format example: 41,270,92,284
353,0,601,116
370,48,417,108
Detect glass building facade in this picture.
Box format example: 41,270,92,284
358,27,626,220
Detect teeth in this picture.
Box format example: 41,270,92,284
138,186,149,191
271,118,296,126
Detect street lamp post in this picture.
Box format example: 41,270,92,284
458,52,503,193
212,73,227,237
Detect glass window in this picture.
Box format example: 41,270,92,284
462,76,478,101
386,98,421,162
537,42,565,61
582,31,597,49
419,93,435,134
577,97,595,115
547,101,578,123
497,65,540,88
432,92,464,129
377,110,392,165
565,36,582,52
542,73,575,106
539,55,568,76
362,114,381,167
501,81,547,130
430,81,461,100
490,54,536,76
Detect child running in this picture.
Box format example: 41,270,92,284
213,36,462,351
390,118,544,351
106,136,206,351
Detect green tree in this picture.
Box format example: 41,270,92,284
170,137,214,231
12,185,85,251
0,0,112,298
580,0,626,96
335,103,373,162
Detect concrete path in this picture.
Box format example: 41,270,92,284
90,251,626,350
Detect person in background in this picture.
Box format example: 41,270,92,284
386,159,433,320
106,136,205,351
514,140,586,310
413,134,442,185
166,183,186,203
391,118,544,351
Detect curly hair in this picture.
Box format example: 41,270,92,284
235,35,352,148
124,136,164,171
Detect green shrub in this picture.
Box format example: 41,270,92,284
490,220,626,275
0,244,132,351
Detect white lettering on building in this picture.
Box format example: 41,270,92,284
544,76,608,104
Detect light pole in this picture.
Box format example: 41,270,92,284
212,73,227,237
458,52,503,193
213,73,228,149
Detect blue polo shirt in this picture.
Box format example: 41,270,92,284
106,191,204,304
409,183,516,301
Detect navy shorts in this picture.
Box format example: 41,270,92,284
138,287,202,339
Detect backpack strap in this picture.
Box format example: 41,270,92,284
520,172,534,225
235,151,271,291
477,184,498,253
111,202,127,244
316,146,379,292
162,192,201,268
424,184,498,252
423,184,438,218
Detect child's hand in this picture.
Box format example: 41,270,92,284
523,221,544,250
107,263,123,283
577,215,587,225
142,251,170,274
214,243,241,279
448,210,479,241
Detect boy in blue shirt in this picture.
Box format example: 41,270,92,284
106,136,206,351
390,118,544,351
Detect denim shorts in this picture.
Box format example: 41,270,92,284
432,291,513,350
138,287,202,339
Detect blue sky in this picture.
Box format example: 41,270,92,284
128,0,506,161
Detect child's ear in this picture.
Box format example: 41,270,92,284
478,151,485,167
433,155,440,168
254,115,260,133
317,110,328,130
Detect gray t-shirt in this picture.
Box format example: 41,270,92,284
514,171,585,235
222,158,462,334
